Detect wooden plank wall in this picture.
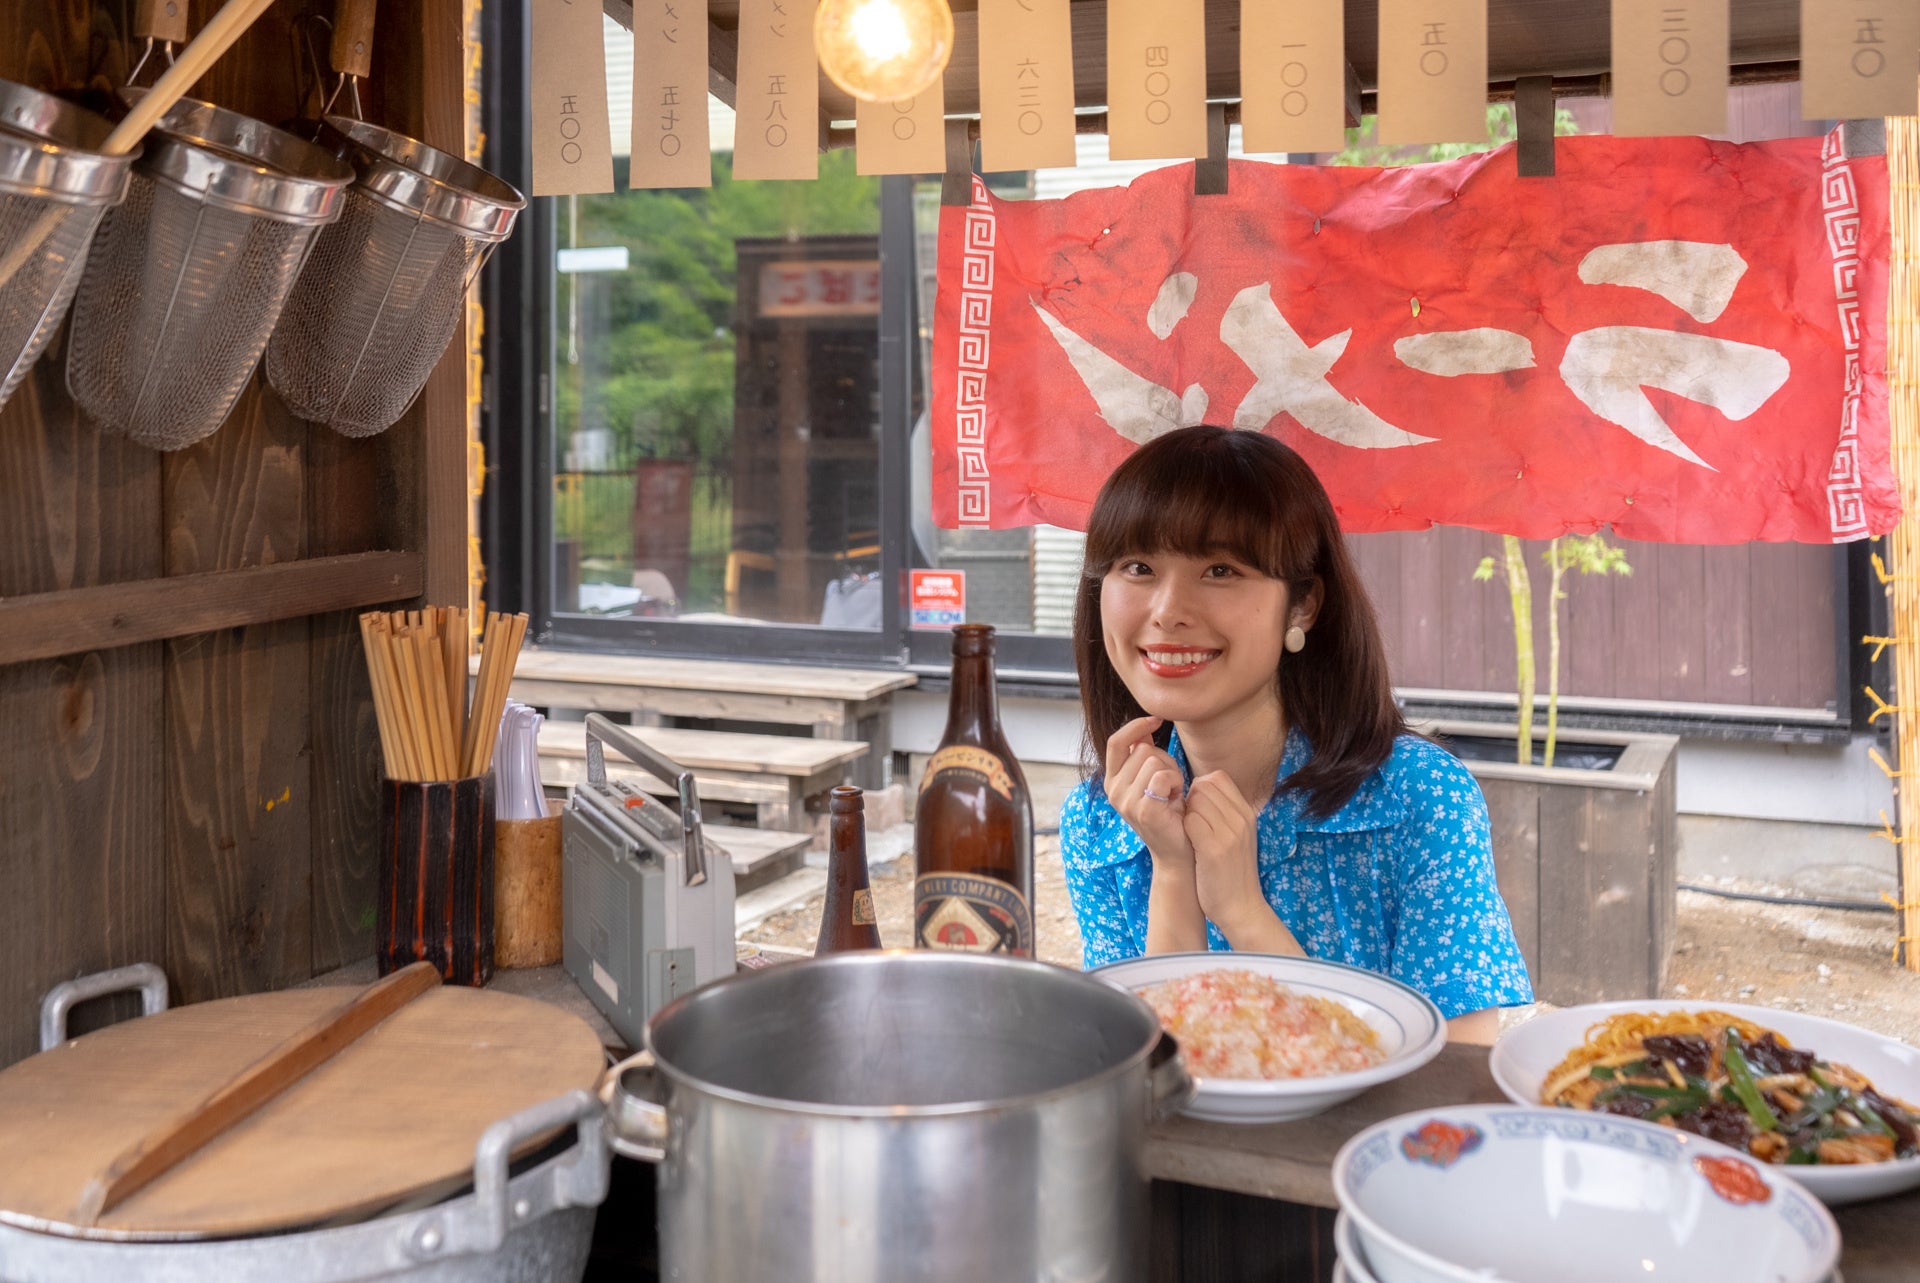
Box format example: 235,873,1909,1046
1347,532,1839,710
0,0,463,1067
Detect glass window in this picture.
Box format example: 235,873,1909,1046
550,36,884,629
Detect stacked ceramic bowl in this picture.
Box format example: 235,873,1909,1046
1328,1105,1842,1283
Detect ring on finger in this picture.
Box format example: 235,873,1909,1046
1142,785,1173,803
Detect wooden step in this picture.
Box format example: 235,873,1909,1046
704,824,814,893
539,721,865,830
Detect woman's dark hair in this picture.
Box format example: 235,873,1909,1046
1072,426,1405,818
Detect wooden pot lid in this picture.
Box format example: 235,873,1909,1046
0,986,605,1241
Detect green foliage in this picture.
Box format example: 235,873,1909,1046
1472,555,1497,582
556,150,881,467
1545,533,1634,581
1328,103,1582,169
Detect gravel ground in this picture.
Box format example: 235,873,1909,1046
741,833,1920,1044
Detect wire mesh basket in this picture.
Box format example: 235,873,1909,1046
267,117,523,438
0,81,137,416
65,98,352,451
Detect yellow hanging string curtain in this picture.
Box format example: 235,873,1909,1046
1885,101,1920,970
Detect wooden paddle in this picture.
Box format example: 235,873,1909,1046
72,961,440,1226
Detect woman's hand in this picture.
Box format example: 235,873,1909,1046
1184,771,1302,955
1104,717,1191,870
1105,718,1207,953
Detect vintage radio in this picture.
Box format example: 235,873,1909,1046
563,714,736,1047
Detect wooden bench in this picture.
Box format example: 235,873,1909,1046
704,824,814,892
538,721,868,831
500,649,915,790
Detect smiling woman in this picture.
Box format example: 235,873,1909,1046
1059,426,1532,1039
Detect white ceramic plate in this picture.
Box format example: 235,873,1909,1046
1332,1104,1840,1283
1090,953,1446,1123
1490,999,1920,1206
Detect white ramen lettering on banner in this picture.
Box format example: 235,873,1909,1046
1034,241,1798,473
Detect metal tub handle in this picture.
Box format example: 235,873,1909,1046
39,963,169,1051
1147,1032,1194,1122
401,1089,610,1262
600,1049,670,1163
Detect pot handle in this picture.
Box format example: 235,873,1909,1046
1147,1032,1194,1123
39,963,170,1051
600,1049,670,1163
401,1089,611,1263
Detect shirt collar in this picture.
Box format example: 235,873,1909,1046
1168,726,1404,835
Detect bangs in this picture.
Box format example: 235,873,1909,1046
1085,429,1311,581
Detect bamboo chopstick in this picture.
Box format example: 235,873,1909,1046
359,607,528,783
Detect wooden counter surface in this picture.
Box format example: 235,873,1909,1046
1145,1042,1919,1283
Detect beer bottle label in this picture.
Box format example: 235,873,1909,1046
914,873,1033,954
852,888,877,926
919,745,1015,801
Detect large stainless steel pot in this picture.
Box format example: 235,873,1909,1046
607,949,1191,1283
0,967,609,1283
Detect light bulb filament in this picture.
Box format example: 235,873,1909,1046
851,0,912,63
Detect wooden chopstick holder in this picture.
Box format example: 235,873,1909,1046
72,961,442,1226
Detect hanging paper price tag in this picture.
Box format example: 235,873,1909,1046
734,0,820,180
1800,1,1918,121
977,0,1079,172
1612,0,1728,137
1106,0,1208,162
857,78,947,175
1241,0,1346,154
1376,0,1487,146
631,0,711,188
531,0,615,194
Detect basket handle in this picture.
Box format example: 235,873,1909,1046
331,0,378,83
135,0,190,46
108,0,285,156
0,0,281,295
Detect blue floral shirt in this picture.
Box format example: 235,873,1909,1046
1060,730,1533,1019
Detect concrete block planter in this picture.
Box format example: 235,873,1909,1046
1422,719,1679,1008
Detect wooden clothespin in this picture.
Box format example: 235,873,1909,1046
1515,76,1555,178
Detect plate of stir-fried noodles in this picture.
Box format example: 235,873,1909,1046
1491,999,1920,1204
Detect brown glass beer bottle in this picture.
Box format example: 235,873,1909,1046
913,624,1035,956
816,785,882,953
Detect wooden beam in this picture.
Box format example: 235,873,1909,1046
0,553,425,666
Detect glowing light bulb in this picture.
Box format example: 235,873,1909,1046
814,0,954,103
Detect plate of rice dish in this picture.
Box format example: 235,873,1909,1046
1491,998,1920,1205
1092,953,1446,1123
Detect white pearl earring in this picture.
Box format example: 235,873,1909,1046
1284,624,1306,654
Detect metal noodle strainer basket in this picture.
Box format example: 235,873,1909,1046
65,97,352,450
0,81,138,415
267,117,524,438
